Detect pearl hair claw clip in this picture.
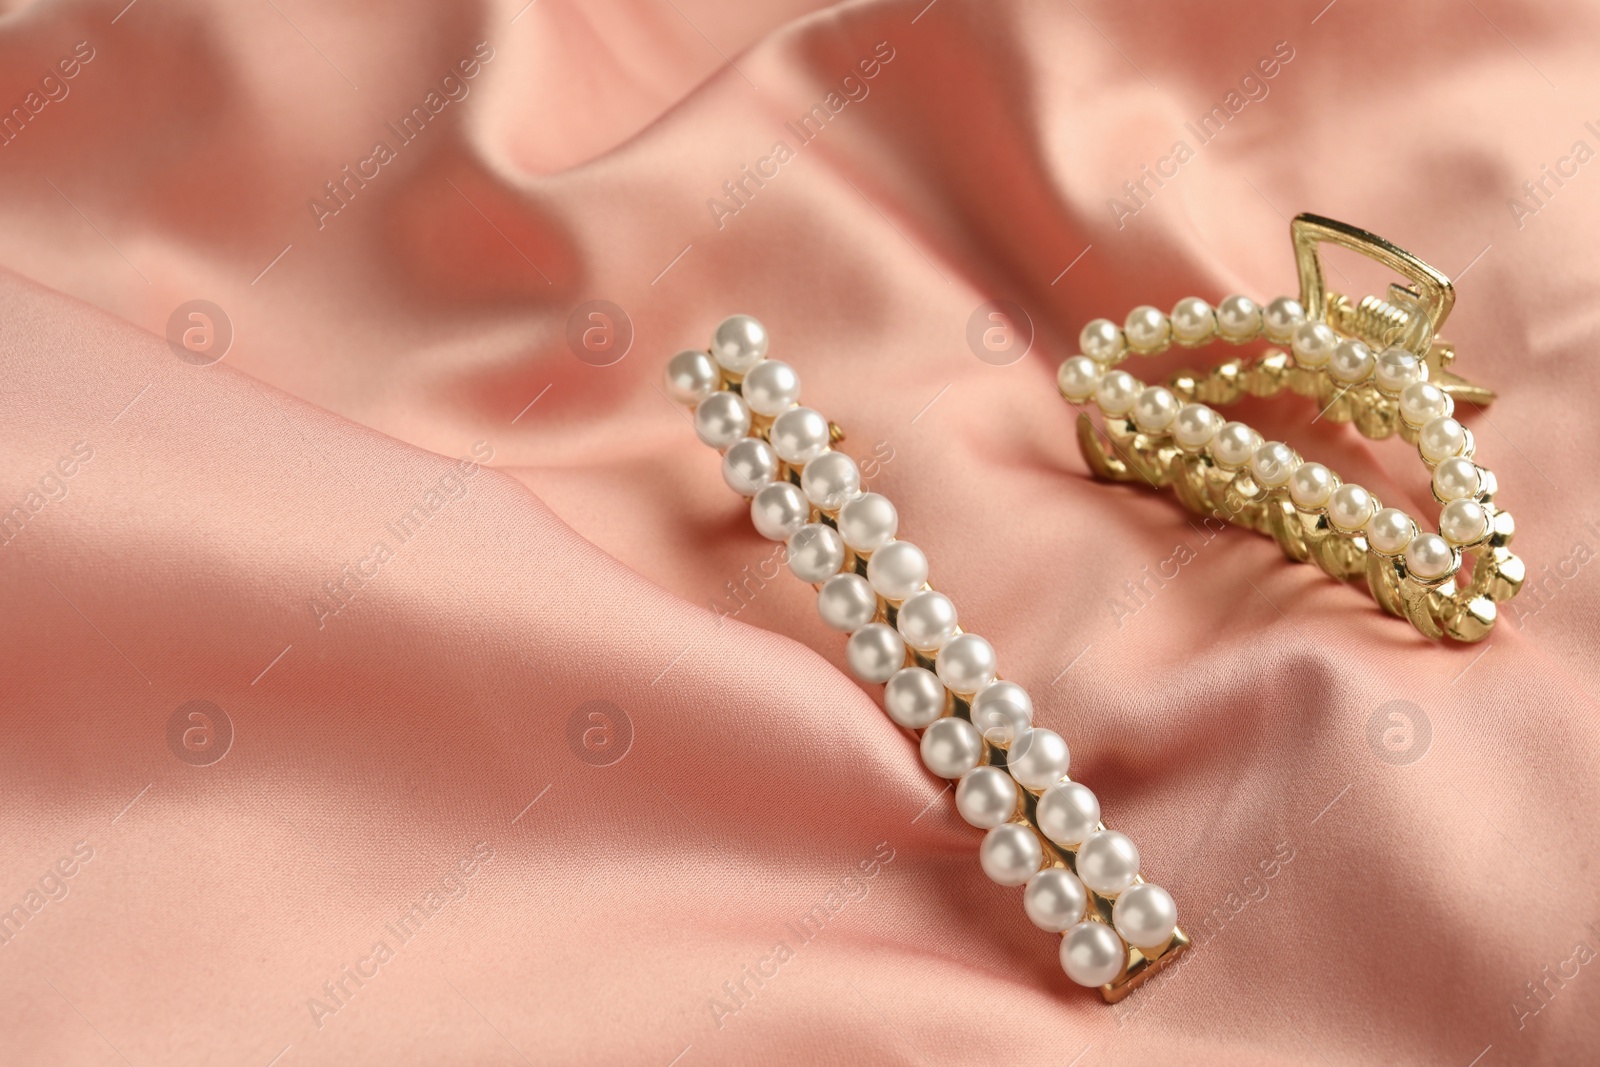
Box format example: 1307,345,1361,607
1059,214,1525,642
666,316,1189,1001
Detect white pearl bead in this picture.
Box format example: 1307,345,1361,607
1327,483,1374,532
1095,371,1141,416
1328,339,1375,384
1024,867,1089,932
721,436,778,496
920,716,983,779
867,540,929,602
769,407,831,465
1440,499,1489,545
969,680,1033,747
664,349,719,405
1262,296,1306,343
1374,346,1427,394
1036,780,1100,847
1079,319,1125,364
1113,883,1178,950
693,391,751,450
1132,386,1179,433
1291,321,1337,368
1366,507,1417,555
956,766,1019,829
896,590,958,652
1007,727,1070,791
846,623,905,684
711,314,768,373
1061,921,1125,987
799,451,860,510
1250,441,1299,488
787,523,845,583
740,359,801,416
1419,417,1467,464
1173,404,1222,449
1404,532,1455,580
979,823,1043,887
837,493,898,553
817,573,877,632
1211,421,1261,468
1216,294,1262,341
1288,461,1337,509
1057,355,1102,401
935,633,996,694
1076,830,1140,897
883,667,947,729
750,481,809,541
1432,457,1480,501
1123,305,1171,352
1400,380,1452,427
1169,297,1216,345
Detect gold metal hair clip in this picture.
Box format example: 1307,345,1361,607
1058,214,1525,642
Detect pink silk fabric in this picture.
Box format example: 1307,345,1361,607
3,0,1599,1063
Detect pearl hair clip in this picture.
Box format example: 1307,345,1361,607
666,317,1189,1001
1058,214,1525,642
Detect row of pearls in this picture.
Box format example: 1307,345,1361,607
668,316,1180,989
1061,296,1497,584
1077,294,1300,363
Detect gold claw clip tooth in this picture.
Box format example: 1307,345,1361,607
1444,594,1497,643
1474,546,1526,603
1399,579,1448,640
1264,497,1310,564
1169,454,1214,517
1076,413,1170,487
1365,553,1409,618
1076,412,1134,482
